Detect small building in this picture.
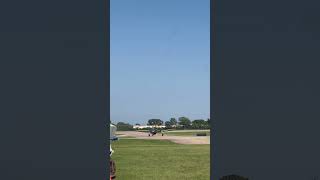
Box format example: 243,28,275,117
133,125,166,129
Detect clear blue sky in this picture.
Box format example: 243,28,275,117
111,0,210,125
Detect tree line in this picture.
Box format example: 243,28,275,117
148,117,210,129
114,117,211,131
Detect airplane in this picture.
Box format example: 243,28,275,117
148,127,158,136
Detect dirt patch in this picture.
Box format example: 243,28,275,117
117,131,210,145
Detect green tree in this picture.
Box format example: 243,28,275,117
165,121,171,129
147,119,163,127
207,118,211,128
116,122,134,131
178,117,191,129
169,118,177,127
191,119,207,129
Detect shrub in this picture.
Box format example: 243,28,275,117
116,122,134,131
196,133,207,136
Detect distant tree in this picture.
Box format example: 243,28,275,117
116,122,134,131
169,118,177,127
117,122,126,126
191,119,207,129
178,117,191,129
135,123,141,126
157,119,163,126
165,121,171,129
147,119,163,127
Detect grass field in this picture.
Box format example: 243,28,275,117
165,130,210,136
136,130,149,133
111,138,210,180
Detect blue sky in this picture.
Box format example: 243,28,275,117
111,0,210,125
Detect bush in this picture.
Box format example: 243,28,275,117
196,133,207,136
116,122,134,131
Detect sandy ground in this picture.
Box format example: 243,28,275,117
117,131,210,145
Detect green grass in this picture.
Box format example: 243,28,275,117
111,139,210,180
117,136,135,138
136,130,149,132
165,130,210,137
